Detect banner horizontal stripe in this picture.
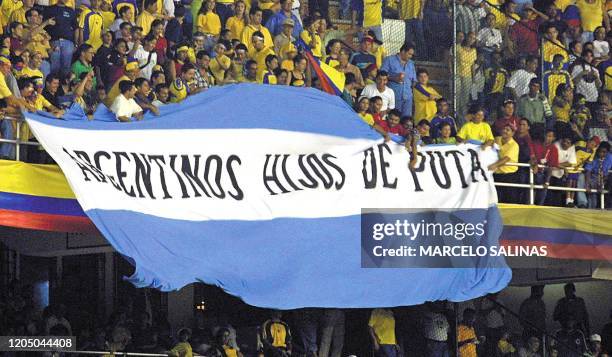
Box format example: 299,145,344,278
0,192,86,217
0,209,97,233
0,160,76,199
25,84,376,139
501,239,612,260
501,226,612,246
499,203,612,236
87,208,510,307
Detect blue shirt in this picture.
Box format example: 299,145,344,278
430,115,457,139
265,11,302,38
350,51,376,77
584,153,612,187
43,5,78,41
380,54,416,101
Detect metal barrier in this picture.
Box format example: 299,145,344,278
496,162,609,209
0,115,40,162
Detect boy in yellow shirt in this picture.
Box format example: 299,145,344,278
413,68,441,122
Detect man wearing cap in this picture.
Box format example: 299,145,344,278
43,0,78,75
265,0,302,37
350,37,376,78
274,18,296,54
105,59,140,106
0,57,33,111
381,42,416,117
589,334,604,356
241,7,274,55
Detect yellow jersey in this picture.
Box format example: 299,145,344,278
495,136,519,174
457,121,494,142
300,30,322,58
225,16,245,40
136,9,156,35
197,12,221,35
368,309,396,345
413,83,440,121
363,0,382,27
79,7,104,50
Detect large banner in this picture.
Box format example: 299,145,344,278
26,84,511,308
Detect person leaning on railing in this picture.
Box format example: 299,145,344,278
0,56,36,113
528,125,559,205
584,141,611,209
488,123,520,203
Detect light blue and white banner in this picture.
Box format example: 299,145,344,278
26,84,511,309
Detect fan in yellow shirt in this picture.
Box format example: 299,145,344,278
368,309,397,347
78,0,104,51
9,0,33,25
0,0,23,27
300,17,322,58
363,0,382,28
196,0,221,35
225,0,247,40
249,31,276,67
241,7,273,53
136,0,158,35
413,68,441,122
209,41,231,83
457,106,495,147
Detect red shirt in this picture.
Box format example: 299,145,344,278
509,20,540,56
378,121,406,136
530,141,559,169
493,115,520,136
155,37,168,64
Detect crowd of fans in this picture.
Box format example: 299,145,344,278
0,0,608,206
2,279,612,357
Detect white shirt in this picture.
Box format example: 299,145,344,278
552,142,577,178
134,47,157,80
163,0,175,17
571,63,600,102
477,27,502,48
361,84,395,111
110,94,143,120
506,69,537,98
593,40,609,58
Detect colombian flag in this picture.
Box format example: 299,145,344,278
295,39,345,95
0,160,97,233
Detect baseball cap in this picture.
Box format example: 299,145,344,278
0,56,12,66
590,334,602,342
590,136,601,146
366,30,383,45
125,60,139,72
362,36,374,44
283,18,295,27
